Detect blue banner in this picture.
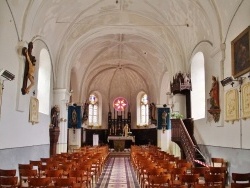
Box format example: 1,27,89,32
68,105,82,129
157,107,171,130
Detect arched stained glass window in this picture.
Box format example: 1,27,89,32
140,94,149,125
88,94,98,125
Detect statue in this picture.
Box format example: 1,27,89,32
209,76,220,109
51,105,60,128
208,76,220,122
21,42,36,95
82,100,89,123
162,110,167,133
123,124,129,137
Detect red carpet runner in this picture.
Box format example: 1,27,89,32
96,156,140,188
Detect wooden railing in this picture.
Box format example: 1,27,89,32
171,119,195,163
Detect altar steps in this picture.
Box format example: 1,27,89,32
109,148,131,157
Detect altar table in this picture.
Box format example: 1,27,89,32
107,136,135,151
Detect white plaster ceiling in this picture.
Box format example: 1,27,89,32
9,0,242,103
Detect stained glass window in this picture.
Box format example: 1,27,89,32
88,94,98,125
113,97,128,111
140,94,149,125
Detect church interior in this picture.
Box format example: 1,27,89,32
0,0,250,187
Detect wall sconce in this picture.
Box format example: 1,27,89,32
0,69,15,81
221,74,249,88
220,76,234,87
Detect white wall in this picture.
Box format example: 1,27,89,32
193,0,250,151
0,1,50,149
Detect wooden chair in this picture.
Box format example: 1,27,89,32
46,161,60,170
209,167,227,188
231,182,250,188
19,169,38,187
45,169,63,180
28,177,52,187
170,167,187,186
18,164,33,170
58,163,74,177
204,174,224,188
75,163,93,187
142,167,165,188
211,158,226,167
232,172,250,183
0,176,18,187
29,160,42,176
179,174,200,187
160,163,175,173
54,177,75,187
68,170,86,188
191,167,210,184
146,174,172,188
178,162,193,174
29,160,42,168
89,157,102,182
0,169,16,177
39,164,55,178
138,163,157,185
45,169,63,186
40,158,52,165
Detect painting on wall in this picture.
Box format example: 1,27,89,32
29,97,39,124
231,26,250,78
242,82,250,119
225,89,239,122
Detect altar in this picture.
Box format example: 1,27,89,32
107,136,135,151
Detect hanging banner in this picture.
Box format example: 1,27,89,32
68,105,82,129
157,107,171,130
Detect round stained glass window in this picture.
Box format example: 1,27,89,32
113,97,128,111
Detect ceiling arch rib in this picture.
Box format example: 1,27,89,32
61,27,178,92
30,0,213,104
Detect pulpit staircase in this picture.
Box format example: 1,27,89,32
171,118,207,167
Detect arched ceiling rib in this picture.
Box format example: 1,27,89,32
10,0,241,102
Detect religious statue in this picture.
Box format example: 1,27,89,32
82,100,89,123
162,110,167,133
21,42,36,95
123,124,129,137
208,76,220,122
209,76,220,109
149,103,156,120
51,105,60,128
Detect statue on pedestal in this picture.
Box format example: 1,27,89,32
50,105,60,128
123,124,129,137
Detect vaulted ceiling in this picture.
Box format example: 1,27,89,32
9,0,242,103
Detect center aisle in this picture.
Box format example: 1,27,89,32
96,156,140,188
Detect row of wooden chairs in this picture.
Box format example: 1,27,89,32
0,145,109,187
131,145,227,188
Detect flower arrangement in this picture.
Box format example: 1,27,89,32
171,112,183,119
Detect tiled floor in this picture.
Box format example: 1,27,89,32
96,156,140,188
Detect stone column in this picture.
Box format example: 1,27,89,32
53,89,71,154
